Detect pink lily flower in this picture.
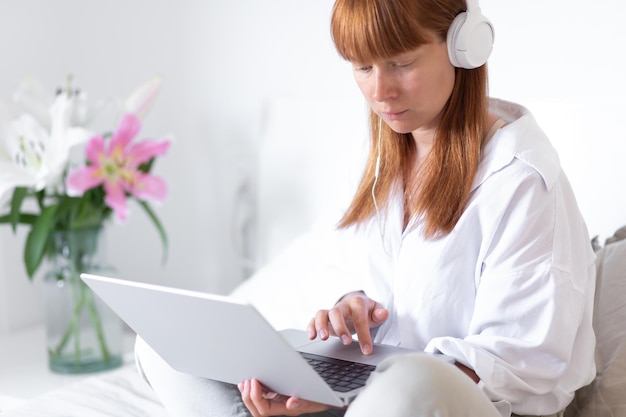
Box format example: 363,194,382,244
124,76,162,119
66,113,170,220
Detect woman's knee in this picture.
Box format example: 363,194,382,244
346,353,499,417
367,354,467,403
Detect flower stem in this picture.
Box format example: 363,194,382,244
49,228,112,369
51,279,86,358
72,273,82,367
84,282,111,364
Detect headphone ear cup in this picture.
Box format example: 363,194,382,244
447,9,494,69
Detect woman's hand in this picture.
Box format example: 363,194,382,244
239,379,331,417
307,291,389,355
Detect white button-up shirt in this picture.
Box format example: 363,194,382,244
335,99,597,415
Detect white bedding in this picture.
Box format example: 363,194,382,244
1,364,166,417
6,228,625,417
5,96,625,416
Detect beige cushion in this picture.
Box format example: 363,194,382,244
566,230,626,417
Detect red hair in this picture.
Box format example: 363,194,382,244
332,0,489,239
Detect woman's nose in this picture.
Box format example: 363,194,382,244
373,71,396,102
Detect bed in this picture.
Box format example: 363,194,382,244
2,98,625,417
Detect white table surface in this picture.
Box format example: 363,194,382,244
0,324,136,404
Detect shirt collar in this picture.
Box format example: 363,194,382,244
472,98,561,192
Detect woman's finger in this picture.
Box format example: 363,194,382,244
240,379,337,416
344,295,375,354
327,304,354,345
306,317,317,339
250,379,282,416
239,380,262,417
313,309,332,340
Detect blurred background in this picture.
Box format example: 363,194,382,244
1,0,625,339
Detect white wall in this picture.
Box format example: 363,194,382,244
1,0,625,335
0,0,349,334
484,0,626,244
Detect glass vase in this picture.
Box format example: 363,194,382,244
42,227,123,374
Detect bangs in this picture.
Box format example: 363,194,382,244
331,0,435,64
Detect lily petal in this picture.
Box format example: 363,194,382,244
4,114,48,173
104,179,129,221
48,93,92,152
0,161,37,203
66,166,103,196
126,139,171,167
44,125,91,185
44,92,93,188
84,135,106,164
130,173,168,202
109,113,140,152
48,93,73,139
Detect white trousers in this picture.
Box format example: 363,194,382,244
345,353,502,417
135,336,562,417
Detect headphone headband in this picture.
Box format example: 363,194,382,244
464,0,479,12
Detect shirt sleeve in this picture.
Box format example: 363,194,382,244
425,168,596,413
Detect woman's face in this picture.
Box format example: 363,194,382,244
352,39,456,138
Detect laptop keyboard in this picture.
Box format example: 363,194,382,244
300,352,376,393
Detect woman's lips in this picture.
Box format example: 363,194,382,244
381,110,407,121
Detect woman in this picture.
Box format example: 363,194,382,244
137,0,596,416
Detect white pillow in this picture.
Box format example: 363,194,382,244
231,226,370,331
566,232,626,417
253,97,368,268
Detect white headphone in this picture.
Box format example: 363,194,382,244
447,0,494,69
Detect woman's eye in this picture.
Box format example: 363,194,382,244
393,61,413,68
354,65,372,72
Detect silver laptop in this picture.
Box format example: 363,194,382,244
81,273,451,407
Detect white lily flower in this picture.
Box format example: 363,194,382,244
0,90,93,204
124,76,162,119
12,76,51,127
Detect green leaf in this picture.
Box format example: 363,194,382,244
9,187,28,233
138,157,155,173
137,201,168,264
0,213,38,226
24,204,58,279
35,189,46,210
